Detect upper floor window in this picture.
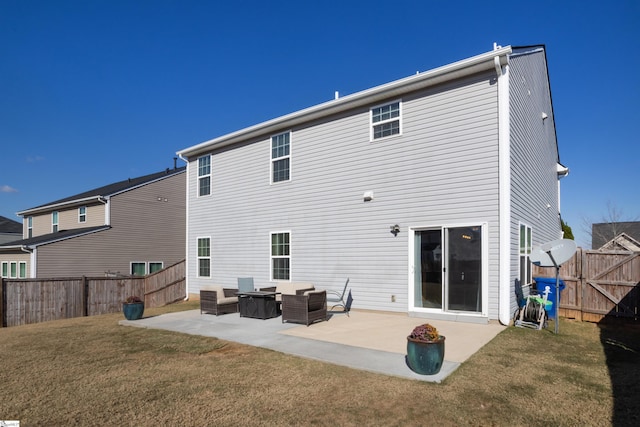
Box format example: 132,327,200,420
371,100,401,140
519,223,533,285
271,231,290,281
271,132,290,183
198,155,211,196
27,216,33,238
79,206,87,223
52,211,59,233
197,237,211,277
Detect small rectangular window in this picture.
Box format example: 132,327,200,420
270,232,290,281
19,262,27,278
79,206,87,223
131,262,146,276
271,132,291,183
198,155,211,196
10,261,17,278
197,237,211,277
52,211,59,233
27,216,33,238
519,223,533,285
1,261,7,278
149,262,163,273
371,101,401,140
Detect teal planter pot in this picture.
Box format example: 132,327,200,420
122,302,145,320
406,336,445,375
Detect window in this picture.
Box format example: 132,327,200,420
149,262,163,274
271,132,290,183
79,206,87,223
371,100,401,140
27,216,33,238
519,223,533,285
19,262,27,278
10,261,17,278
198,155,211,196
131,262,146,276
52,211,59,232
197,237,211,277
1,262,7,278
270,232,290,281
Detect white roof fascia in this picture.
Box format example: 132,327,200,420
17,196,107,217
178,46,513,158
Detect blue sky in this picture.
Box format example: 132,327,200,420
1,0,638,247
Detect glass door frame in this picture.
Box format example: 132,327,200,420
408,222,489,318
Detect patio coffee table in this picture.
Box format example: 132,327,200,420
236,291,279,319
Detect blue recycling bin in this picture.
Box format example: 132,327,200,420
534,277,565,318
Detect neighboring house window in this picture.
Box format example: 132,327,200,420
271,231,290,281
52,211,59,232
131,262,146,276
271,132,290,183
149,262,163,274
371,100,401,140
79,206,87,223
197,237,211,277
519,223,533,285
19,262,27,278
198,155,211,196
1,261,7,277
10,261,17,278
27,216,33,238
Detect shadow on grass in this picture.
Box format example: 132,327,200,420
598,285,640,427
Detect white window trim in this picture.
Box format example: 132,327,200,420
197,236,212,278
27,216,33,238
1,261,8,278
130,261,147,276
270,131,292,184
78,206,87,223
519,222,533,286
197,155,212,197
10,261,17,278
52,211,59,233
270,230,291,282
19,261,27,278
370,99,403,142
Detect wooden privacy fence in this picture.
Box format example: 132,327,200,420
1,260,185,327
533,248,640,322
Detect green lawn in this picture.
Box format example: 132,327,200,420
1,301,638,426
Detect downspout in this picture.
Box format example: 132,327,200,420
496,49,512,325
20,245,36,277
178,153,190,300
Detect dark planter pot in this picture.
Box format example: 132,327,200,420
406,336,445,375
122,302,145,320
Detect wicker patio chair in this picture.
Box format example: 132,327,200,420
281,290,327,326
200,285,239,316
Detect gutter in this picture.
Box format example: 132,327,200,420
18,196,107,217
177,46,513,158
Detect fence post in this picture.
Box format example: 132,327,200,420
83,276,89,317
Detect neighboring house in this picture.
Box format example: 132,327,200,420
597,232,640,252
176,44,567,324
0,167,186,279
0,215,22,244
592,222,640,249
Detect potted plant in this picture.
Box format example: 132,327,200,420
406,323,445,375
122,295,145,320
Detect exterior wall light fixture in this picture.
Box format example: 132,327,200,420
390,224,400,236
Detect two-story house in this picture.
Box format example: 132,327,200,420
176,44,568,324
0,167,186,279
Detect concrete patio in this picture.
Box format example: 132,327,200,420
120,309,505,383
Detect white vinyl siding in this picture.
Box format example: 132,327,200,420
185,71,502,316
